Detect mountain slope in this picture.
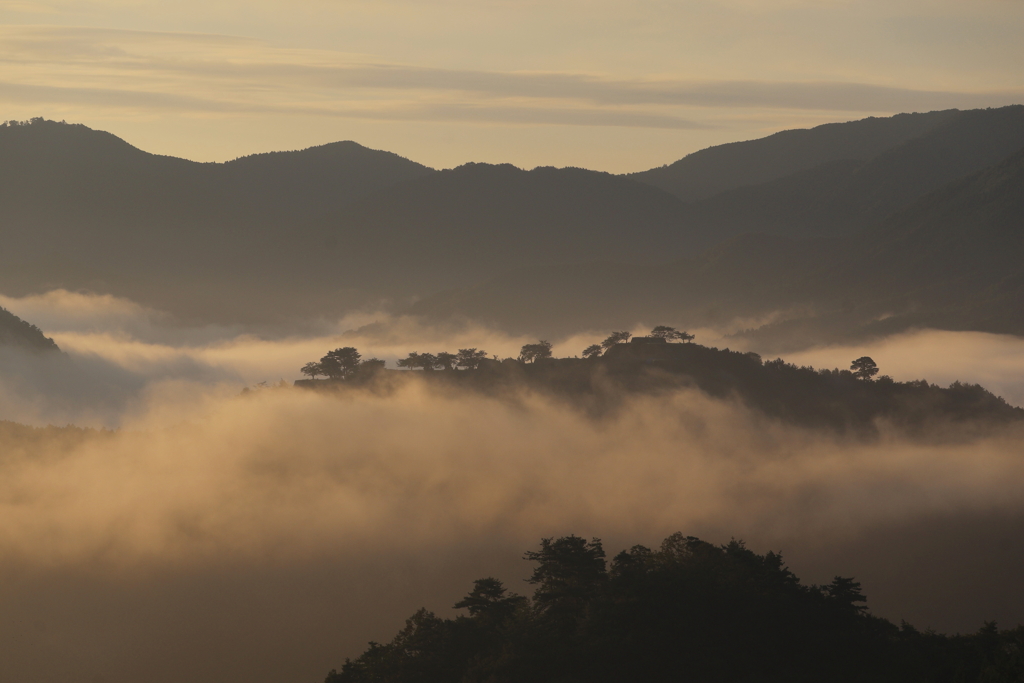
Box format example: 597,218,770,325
2,110,1022,337
0,120,700,323
0,307,59,351
0,120,432,321
673,105,1024,242
317,163,696,292
412,142,1024,342
629,109,961,201
855,144,1024,329
408,233,839,335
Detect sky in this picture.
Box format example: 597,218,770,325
1,0,1023,171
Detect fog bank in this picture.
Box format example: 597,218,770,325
782,329,1024,408
3,290,1024,682
1,380,1023,682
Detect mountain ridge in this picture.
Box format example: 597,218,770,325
628,109,963,201
2,108,1023,342
0,307,60,352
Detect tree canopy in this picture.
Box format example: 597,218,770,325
600,331,631,349
436,352,458,371
301,361,323,380
456,348,489,370
518,340,553,363
325,532,1024,683
396,352,439,371
650,325,695,342
320,347,362,379
851,356,879,380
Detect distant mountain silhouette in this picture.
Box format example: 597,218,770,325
0,119,431,322
0,307,59,351
320,163,696,292
0,120,697,323
629,109,961,201
408,233,839,336
729,142,1024,348
675,106,1024,241
412,139,1024,343
2,109,1023,342
851,144,1024,331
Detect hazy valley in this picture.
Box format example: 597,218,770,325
2,107,1024,682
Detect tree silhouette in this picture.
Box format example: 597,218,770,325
525,535,607,617
850,356,879,380
824,576,868,612
320,347,362,379
300,361,323,380
325,529,1024,683
582,344,603,359
395,352,420,370
453,578,526,621
436,351,458,371
650,325,695,342
397,352,439,371
456,348,488,369
601,331,631,349
519,340,553,363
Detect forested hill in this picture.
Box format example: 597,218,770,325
850,144,1024,334
0,118,433,213
411,111,1024,344
0,307,59,351
665,106,1024,241
0,119,437,323
0,119,693,324
325,533,1024,683
300,341,1022,435
3,108,1023,341
629,108,962,201
319,163,695,291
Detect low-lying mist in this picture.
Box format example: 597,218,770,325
2,380,1024,683
781,329,1024,408
6,289,1024,426
2,290,1024,683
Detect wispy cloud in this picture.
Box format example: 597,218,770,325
1,25,1020,129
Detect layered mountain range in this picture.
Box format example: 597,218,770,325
1,106,1022,345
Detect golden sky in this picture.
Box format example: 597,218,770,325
1,0,1022,171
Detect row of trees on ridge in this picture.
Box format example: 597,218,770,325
301,347,385,380
581,325,695,359
299,327,699,378
299,327,698,378
297,331,887,385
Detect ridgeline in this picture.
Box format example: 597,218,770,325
0,307,59,352
295,335,1021,436
325,533,1024,683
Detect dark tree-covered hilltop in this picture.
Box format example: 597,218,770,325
325,533,1024,683
296,334,1022,436
0,306,59,351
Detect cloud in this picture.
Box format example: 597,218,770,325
1,374,1023,683
1,25,1019,130
0,289,539,426
3,289,1024,681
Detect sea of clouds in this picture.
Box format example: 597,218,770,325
1,290,1023,683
